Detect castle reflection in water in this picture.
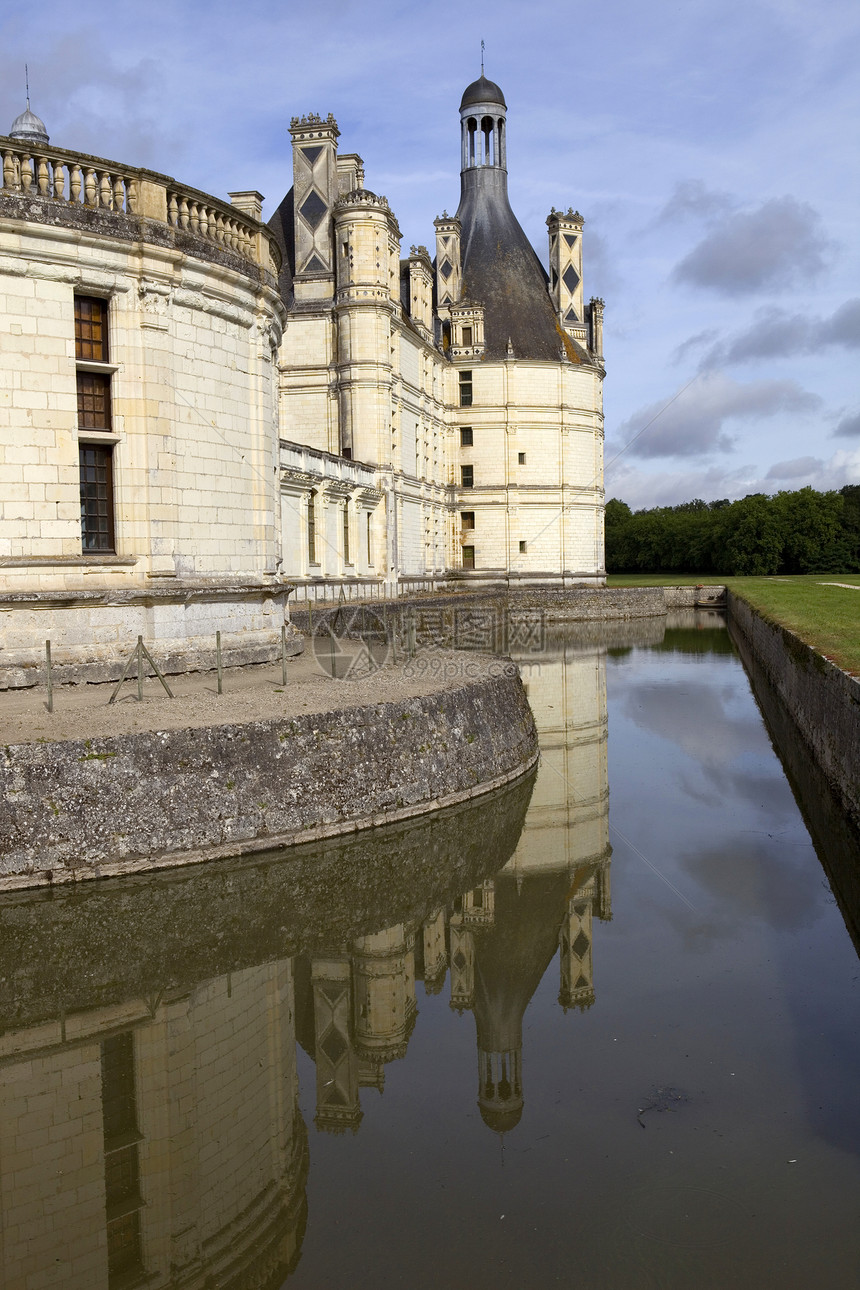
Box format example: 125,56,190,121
0,641,610,1288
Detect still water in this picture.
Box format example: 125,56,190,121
1,613,858,1289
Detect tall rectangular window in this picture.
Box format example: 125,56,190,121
460,427,473,446
460,511,475,529
366,511,373,565
459,370,472,407
343,501,351,565
461,465,474,488
461,326,473,346
307,491,317,564
75,295,115,552
462,545,476,569
79,446,115,551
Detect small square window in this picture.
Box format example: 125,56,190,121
461,511,475,529
461,465,474,488
519,540,527,553
462,545,475,569
518,452,526,465
460,427,473,446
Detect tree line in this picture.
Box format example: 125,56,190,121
605,485,860,576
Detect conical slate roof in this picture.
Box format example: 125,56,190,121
457,173,581,362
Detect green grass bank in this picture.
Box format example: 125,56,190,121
607,574,860,676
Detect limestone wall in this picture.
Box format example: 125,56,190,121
0,213,284,590
0,585,301,688
450,360,605,579
0,666,538,886
727,591,860,831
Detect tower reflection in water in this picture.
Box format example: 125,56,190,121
0,640,608,1286
297,637,610,1137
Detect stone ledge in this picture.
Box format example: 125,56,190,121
0,664,538,886
727,591,860,830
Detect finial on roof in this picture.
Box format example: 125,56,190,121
9,64,49,146
481,39,485,74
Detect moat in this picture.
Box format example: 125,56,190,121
1,612,858,1289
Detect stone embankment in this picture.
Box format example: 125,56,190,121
727,592,860,832
0,655,538,889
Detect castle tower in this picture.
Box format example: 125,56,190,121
433,213,461,318
309,956,363,1134
559,870,597,1012
289,113,340,303
445,72,606,586
547,208,586,344
333,187,401,463
454,74,564,361
351,924,417,1064
422,909,449,994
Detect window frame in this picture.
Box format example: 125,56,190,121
75,295,117,554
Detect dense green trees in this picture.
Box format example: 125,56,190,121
605,486,860,575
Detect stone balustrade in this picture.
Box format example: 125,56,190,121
0,134,280,276
280,439,377,490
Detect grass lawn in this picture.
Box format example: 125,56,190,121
606,573,860,675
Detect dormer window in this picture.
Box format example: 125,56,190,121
462,325,473,346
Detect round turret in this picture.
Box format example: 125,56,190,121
9,103,49,146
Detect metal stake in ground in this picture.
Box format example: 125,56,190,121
109,636,175,704
45,639,53,713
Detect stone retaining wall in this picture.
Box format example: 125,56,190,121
0,585,302,689
728,591,860,830
0,666,538,888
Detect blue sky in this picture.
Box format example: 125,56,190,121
3,0,858,508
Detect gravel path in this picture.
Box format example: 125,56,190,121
1,645,509,746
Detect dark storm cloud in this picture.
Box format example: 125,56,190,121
672,197,831,296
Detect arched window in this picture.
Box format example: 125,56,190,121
467,117,477,167
481,116,494,165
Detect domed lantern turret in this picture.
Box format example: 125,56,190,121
9,100,49,146
459,74,506,173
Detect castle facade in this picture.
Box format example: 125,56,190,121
0,77,605,682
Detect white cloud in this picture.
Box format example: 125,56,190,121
765,456,824,479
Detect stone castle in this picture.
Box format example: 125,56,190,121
0,76,605,682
